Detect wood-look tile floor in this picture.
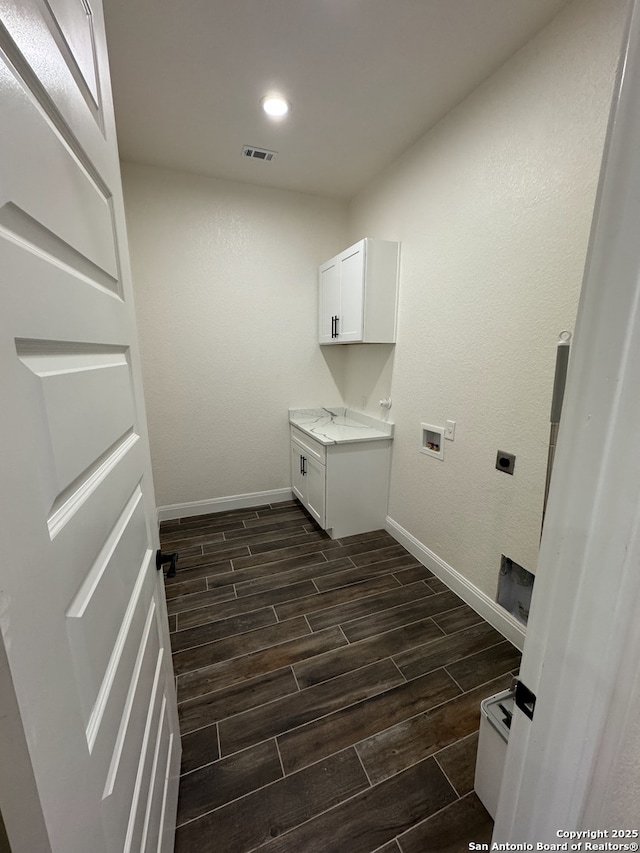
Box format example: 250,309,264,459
160,501,521,853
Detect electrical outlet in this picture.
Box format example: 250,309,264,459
445,420,456,441
496,451,516,475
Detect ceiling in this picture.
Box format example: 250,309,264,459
102,0,573,200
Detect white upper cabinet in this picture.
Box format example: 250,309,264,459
319,238,400,344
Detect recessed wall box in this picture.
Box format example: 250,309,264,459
496,450,516,475
421,424,444,460
497,555,534,625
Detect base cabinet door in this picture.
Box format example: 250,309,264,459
291,441,306,504
304,454,326,528
290,437,326,527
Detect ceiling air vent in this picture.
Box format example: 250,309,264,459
242,145,277,162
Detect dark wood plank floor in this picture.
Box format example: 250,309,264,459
160,501,520,853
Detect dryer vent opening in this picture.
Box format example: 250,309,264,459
497,555,534,626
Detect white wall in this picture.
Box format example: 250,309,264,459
121,0,626,611
346,0,627,600
121,163,347,509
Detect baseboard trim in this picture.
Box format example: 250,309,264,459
385,516,526,651
157,489,294,522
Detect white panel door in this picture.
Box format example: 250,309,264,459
0,2,180,852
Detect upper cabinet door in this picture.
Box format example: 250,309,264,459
318,238,399,345
337,243,365,342
319,257,341,343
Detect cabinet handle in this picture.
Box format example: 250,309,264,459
300,455,304,475
302,456,307,475
334,315,340,338
331,316,336,338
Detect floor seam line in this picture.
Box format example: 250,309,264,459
433,752,462,798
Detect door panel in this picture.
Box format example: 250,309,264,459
0,58,118,281
141,698,173,853
16,347,134,496
319,259,340,343
101,598,163,853
0,1,180,851
50,435,145,604
337,246,364,341
0,0,108,176
47,0,100,104
66,487,148,729
291,441,305,503
305,454,326,528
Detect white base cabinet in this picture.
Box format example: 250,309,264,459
290,426,392,539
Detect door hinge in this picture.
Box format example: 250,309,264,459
515,679,536,721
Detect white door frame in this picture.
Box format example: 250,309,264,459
495,0,640,837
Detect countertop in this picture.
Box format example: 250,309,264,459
289,407,394,445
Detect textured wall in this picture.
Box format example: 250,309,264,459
121,163,347,507
593,687,640,826
346,0,627,599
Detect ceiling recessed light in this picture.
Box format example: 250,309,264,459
261,95,290,118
